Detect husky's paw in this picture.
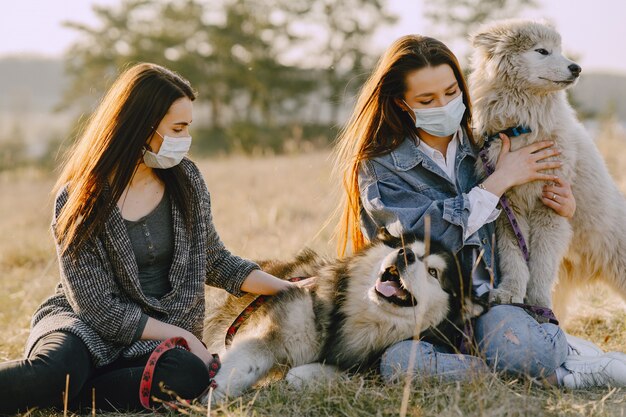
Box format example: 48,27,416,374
199,386,228,405
285,363,342,389
463,300,486,318
489,287,523,305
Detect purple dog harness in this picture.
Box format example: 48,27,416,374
478,125,532,263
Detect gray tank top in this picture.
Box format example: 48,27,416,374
124,193,174,299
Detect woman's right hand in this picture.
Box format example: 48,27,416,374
183,331,216,367
141,317,214,367
482,133,561,197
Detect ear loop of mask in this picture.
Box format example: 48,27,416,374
401,99,421,145
402,99,415,115
143,126,159,155
401,99,420,122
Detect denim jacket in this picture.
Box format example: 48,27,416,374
358,129,500,284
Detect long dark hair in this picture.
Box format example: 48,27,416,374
54,63,196,254
333,35,475,256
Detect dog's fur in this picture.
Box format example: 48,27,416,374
469,19,626,314
203,230,479,399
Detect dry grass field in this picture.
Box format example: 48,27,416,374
1,122,625,416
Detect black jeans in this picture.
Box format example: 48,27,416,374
0,331,210,414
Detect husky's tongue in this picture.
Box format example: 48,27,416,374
375,279,402,297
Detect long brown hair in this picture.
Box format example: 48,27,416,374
54,63,196,254
333,35,475,257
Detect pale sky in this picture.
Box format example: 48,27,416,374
2,0,625,74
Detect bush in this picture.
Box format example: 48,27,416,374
0,125,28,171
192,122,339,156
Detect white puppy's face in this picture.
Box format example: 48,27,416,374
518,42,580,92
471,20,581,93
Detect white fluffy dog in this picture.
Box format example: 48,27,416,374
469,19,626,314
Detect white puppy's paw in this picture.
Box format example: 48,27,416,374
525,288,553,309
489,287,524,305
525,294,552,309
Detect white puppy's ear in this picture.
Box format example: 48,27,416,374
470,31,500,57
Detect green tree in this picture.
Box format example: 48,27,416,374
62,0,317,128
61,0,222,122
424,0,536,64
425,0,536,39
60,0,397,152
300,0,397,124
209,0,316,127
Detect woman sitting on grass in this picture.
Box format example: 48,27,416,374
334,34,626,388
0,63,296,414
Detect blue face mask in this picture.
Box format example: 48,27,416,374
404,94,466,137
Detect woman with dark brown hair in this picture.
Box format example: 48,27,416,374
0,63,296,413
334,35,626,388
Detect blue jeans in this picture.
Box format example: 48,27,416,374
380,305,568,382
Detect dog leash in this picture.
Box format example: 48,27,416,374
478,127,560,324
478,125,532,263
456,302,558,355
508,303,559,325
139,337,221,410
225,276,311,348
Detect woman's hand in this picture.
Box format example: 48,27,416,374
291,276,318,289
241,270,317,294
541,177,576,218
482,134,561,197
240,269,292,295
183,332,216,367
141,317,214,367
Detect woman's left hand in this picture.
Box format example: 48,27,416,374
541,177,576,218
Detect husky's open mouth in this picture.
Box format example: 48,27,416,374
374,264,419,307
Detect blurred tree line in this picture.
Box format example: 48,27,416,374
60,0,396,155
3,0,576,170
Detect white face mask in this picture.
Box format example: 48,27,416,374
143,131,192,169
405,93,466,137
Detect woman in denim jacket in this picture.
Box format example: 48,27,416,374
334,35,626,388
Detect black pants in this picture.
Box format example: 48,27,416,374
0,331,210,414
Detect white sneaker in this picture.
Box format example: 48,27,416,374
562,355,626,389
605,351,626,361
565,333,604,356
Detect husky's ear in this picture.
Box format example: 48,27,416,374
376,227,402,247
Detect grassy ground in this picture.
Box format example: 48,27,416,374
1,129,626,415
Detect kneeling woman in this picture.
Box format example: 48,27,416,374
334,35,626,388
0,63,294,413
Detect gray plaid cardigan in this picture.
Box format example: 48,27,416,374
25,158,259,367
